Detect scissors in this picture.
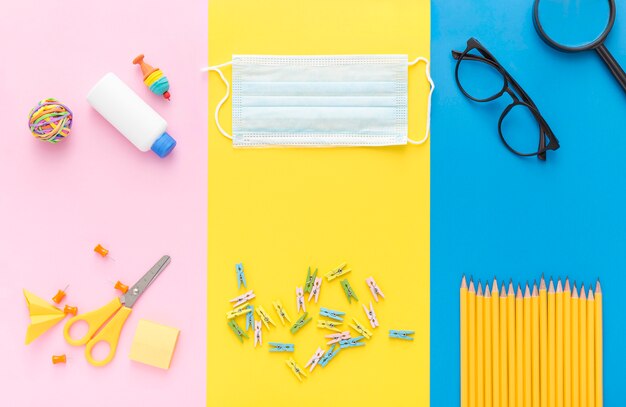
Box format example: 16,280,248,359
63,255,171,366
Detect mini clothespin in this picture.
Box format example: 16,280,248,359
340,279,359,303
227,303,252,319
319,307,345,322
389,330,415,340
245,305,254,331
308,277,322,303
254,320,262,347
363,301,379,328
236,263,246,289
317,319,343,332
326,331,351,345
272,300,291,325
305,347,325,372
340,335,365,349
349,317,373,339
325,263,351,281
286,358,307,381
228,320,248,343
296,287,306,313
366,277,385,302
319,344,340,368
230,290,255,307
256,306,276,330
290,312,312,334
304,267,318,293
269,342,294,352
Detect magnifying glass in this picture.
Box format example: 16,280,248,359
533,0,626,93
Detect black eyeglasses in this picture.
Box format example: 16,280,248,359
452,38,559,160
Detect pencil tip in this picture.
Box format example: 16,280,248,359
532,285,538,296
461,276,467,289
564,279,570,291
572,284,578,298
540,278,546,290
477,282,483,296
516,287,522,298
596,279,602,294
492,279,499,292
524,284,530,296
548,279,555,292
485,285,491,297
556,280,562,292
588,288,594,299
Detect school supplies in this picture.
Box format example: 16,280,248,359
227,304,252,319
304,267,317,293
319,307,345,322
317,319,343,332
363,302,379,328
236,263,246,289
114,281,129,294
366,277,385,302
23,289,72,344
269,342,294,352
63,305,77,316
290,312,312,334
28,98,73,143
228,320,248,343
349,318,372,339
296,287,306,313
389,330,415,340
273,300,291,325
231,290,255,307
205,55,433,147
319,344,340,367
256,306,276,329
52,354,66,365
245,305,254,331
133,54,171,100
308,277,322,303
452,38,559,160
325,263,351,281
305,348,325,372
254,320,262,347
341,279,359,303
64,255,171,366
339,336,365,349
94,244,110,257
87,73,176,158
533,0,626,93
52,286,68,304
286,358,307,381
326,331,351,345
129,319,180,370
459,275,603,407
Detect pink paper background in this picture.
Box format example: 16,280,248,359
0,1,207,405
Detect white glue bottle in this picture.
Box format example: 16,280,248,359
87,72,176,158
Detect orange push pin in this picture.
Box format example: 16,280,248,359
52,285,69,304
63,305,78,316
52,354,67,365
133,54,171,100
114,280,129,294
94,244,109,257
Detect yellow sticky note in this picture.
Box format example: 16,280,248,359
129,319,180,370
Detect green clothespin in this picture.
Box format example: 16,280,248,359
304,267,318,293
290,312,312,334
341,279,359,303
228,320,248,343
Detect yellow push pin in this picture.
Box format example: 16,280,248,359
52,285,69,304
114,281,129,294
52,354,67,365
63,305,78,316
94,244,109,257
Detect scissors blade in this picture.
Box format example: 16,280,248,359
122,255,171,308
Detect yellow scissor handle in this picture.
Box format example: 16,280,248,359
84,305,132,367
64,297,123,346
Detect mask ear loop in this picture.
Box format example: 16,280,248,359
201,61,233,140
407,57,434,145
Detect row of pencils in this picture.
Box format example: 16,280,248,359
460,275,603,407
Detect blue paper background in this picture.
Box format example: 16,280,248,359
431,0,626,405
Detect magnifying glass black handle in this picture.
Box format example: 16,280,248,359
595,44,626,93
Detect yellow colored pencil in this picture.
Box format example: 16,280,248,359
469,280,477,407
595,281,602,407
531,283,540,407
516,285,524,407
486,285,493,407
478,283,485,407
580,285,587,407
493,279,501,407
461,276,469,407
572,284,579,407
548,279,556,407
564,280,572,407
523,284,531,407
508,281,516,407
587,288,595,407
556,280,564,407
539,276,548,407
500,284,509,407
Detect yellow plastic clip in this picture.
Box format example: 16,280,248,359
226,303,252,319
286,357,307,381
349,317,373,339
256,306,276,330
317,319,343,333
325,263,351,282
272,300,291,325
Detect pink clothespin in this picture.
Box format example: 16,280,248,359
296,287,306,313
230,290,255,307
254,320,262,347
308,277,322,303
366,277,385,302
326,331,351,345
363,301,379,328
304,347,325,372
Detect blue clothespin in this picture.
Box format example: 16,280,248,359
245,304,254,331
389,330,415,340
339,335,365,349
319,344,341,367
319,307,345,322
227,320,248,343
269,342,295,352
236,263,246,289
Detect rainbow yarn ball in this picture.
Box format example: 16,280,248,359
28,98,73,143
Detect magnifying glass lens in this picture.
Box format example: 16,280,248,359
537,0,611,48
457,57,506,101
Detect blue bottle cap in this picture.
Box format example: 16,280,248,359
151,132,176,158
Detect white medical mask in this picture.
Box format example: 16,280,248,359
204,54,433,147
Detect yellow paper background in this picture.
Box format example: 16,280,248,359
208,1,430,405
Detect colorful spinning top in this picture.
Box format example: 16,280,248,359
133,54,171,100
